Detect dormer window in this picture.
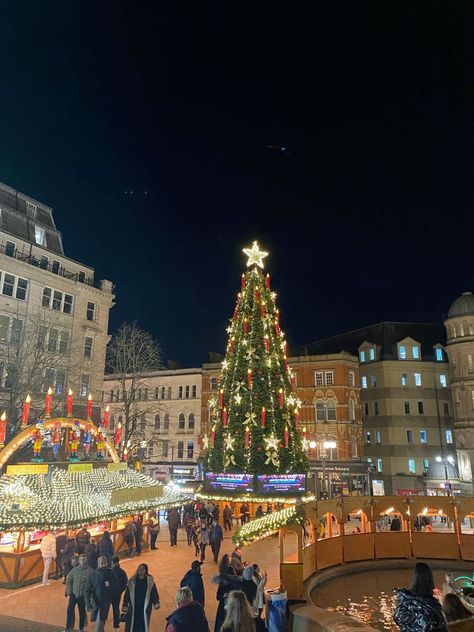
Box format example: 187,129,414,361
435,348,443,362
359,350,366,363
369,348,376,361
399,345,407,360
34,225,47,247
412,346,420,359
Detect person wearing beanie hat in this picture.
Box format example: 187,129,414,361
179,560,205,606
242,564,257,609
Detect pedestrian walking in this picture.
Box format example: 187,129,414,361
394,562,447,632
56,528,68,579
199,504,208,524
223,504,232,531
64,553,92,632
124,519,137,558
221,590,256,632
75,527,91,554
40,531,57,586
184,511,194,546
98,531,114,566
241,566,257,608
148,511,160,550
199,522,209,562
122,563,160,632
209,519,223,564
165,586,209,632
180,560,205,606
167,508,180,547
213,559,244,632
111,556,128,631
86,555,119,632
134,515,143,556
192,521,200,556
62,538,78,584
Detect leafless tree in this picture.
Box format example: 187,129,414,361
106,322,163,460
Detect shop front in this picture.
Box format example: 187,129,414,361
309,461,369,498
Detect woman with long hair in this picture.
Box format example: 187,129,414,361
443,593,474,630
393,562,447,631
122,563,160,632
213,556,243,632
221,590,256,632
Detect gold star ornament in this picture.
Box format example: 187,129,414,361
243,240,269,269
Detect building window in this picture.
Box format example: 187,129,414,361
364,402,369,416
468,354,474,373
370,375,377,387
80,374,90,397
178,413,185,430
446,429,453,444
404,401,411,414
373,401,379,415
443,402,450,415
167,386,172,399
348,370,355,387
177,441,184,459
414,373,422,387
315,372,323,386
401,372,408,386
351,438,358,458
26,201,37,216
185,385,190,398
412,346,420,359
210,377,218,391
420,429,427,443
78,271,86,283
192,385,197,398
423,458,430,471
51,259,60,274
326,398,336,421
86,302,95,322
359,350,366,363
178,386,183,399
376,430,381,444
155,414,161,430
139,414,146,431
325,371,334,386
349,399,355,421
164,414,169,430
417,401,424,414
399,345,406,360
159,387,165,399
407,429,413,443
187,441,194,459
34,225,47,247
161,442,168,458
109,414,115,430
188,413,195,429
377,458,383,472
369,348,375,361
439,374,447,388
39,256,49,270
42,287,74,314
143,388,148,400
366,431,371,444
361,376,368,389
84,336,93,359
316,401,326,421
5,241,15,257
408,459,416,474
435,348,443,361
1,272,28,301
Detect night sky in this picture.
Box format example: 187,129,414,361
0,3,473,366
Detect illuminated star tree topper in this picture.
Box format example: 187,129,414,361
243,240,269,269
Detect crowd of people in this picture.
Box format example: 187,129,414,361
47,501,270,632
394,562,474,631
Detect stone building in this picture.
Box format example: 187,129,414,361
444,292,474,495
103,368,202,482
0,181,114,421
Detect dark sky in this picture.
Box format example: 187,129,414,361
0,2,473,366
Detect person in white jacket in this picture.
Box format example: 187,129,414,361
40,531,57,585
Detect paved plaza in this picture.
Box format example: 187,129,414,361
0,523,281,632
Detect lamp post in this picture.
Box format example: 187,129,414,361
323,440,337,499
308,440,317,495
436,455,455,496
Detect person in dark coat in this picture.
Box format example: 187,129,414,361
223,505,232,531
86,555,119,632
209,520,223,564
124,520,137,558
61,538,78,583
255,506,264,519
180,560,205,606
111,556,128,630
134,515,143,556
167,508,180,547
241,565,257,607
55,529,68,578
98,531,114,566
122,563,160,632
198,505,208,524
213,555,243,632
165,586,209,632
394,562,447,632
75,527,91,554
85,541,98,570
390,516,402,531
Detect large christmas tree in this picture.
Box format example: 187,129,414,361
205,241,308,474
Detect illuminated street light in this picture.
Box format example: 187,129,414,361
308,440,317,450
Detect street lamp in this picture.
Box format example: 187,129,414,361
322,440,337,499
436,455,454,495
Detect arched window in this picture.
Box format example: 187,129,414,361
109,414,115,430
164,414,169,430
327,399,337,421
178,413,185,429
316,400,326,421
349,399,355,422
154,414,161,430
210,377,218,391
188,413,195,429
